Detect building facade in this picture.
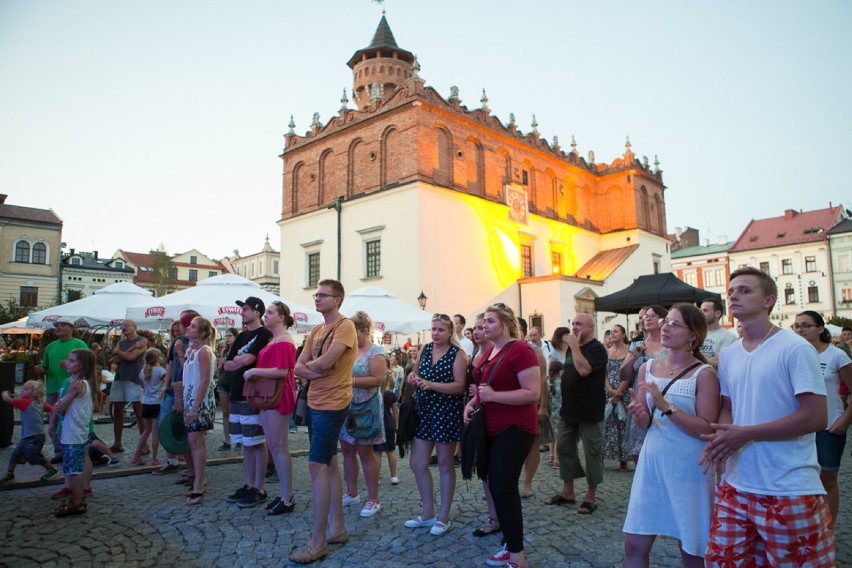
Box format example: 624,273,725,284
671,239,733,324
829,217,852,320
112,248,226,295
727,205,845,326
278,17,672,334
222,236,280,294
0,194,63,309
60,249,135,301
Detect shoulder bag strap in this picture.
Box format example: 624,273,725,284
305,317,350,395
659,361,703,398
485,340,516,387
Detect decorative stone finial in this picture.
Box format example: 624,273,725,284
570,135,577,153
625,135,632,151
588,150,595,164
480,89,489,112
552,135,559,147
531,114,539,134
508,113,516,127
311,112,321,128
449,85,459,101
642,155,650,169
286,114,296,136
411,56,420,80
340,88,349,111
654,154,661,172
370,83,382,102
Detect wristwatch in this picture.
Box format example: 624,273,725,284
662,404,678,417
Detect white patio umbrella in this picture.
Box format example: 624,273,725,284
26,282,153,330
124,273,321,332
340,286,434,334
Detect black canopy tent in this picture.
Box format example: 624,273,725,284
594,273,723,315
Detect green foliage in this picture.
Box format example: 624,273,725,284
65,289,84,303
0,298,33,325
149,244,176,297
828,315,852,330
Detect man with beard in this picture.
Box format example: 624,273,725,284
698,298,736,370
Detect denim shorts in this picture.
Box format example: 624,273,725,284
307,407,349,466
815,430,846,471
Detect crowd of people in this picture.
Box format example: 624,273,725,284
2,266,852,566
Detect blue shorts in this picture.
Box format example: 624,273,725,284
307,407,349,466
816,430,846,472
62,443,88,476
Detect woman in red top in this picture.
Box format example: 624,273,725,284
465,304,540,568
244,301,297,515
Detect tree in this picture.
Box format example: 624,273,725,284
65,290,83,303
0,298,33,325
149,245,177,297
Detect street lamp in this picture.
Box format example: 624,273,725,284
417,291,428,310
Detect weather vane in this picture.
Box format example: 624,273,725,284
373,0,386,14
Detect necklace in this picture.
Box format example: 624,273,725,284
665,357,694,377
756,324,776,348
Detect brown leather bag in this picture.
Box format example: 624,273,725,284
243,376,283,410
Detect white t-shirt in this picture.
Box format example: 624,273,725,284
536,340,554,363
459,337,474,357
700,327,737,360
718,329,826,496
818,345,852,428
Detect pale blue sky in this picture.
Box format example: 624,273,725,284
1,1,849,260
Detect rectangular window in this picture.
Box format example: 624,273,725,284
784,288,796,304
805,256,817,272
521,170,529,186
307,252,320,287
808,286,820,303
521,244,533,277
782,259,793,274
683,271,697,287
20,286,38,307
704,268,723,288
842,288,852,304
273,260,279,276
168,267,178,280
208,271,216,278
365,240,381,278
190,256,197,264
653,256,661,274
189,269,198,282
759,261,770,275
838,253,852,273
551,252,562,275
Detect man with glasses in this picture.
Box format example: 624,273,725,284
291,279,357,564
699,298,737,369
224,296,273,508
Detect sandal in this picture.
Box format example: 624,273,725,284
578,501,597,514
545,494,576,506
54,501,87,517
289,542,329,564
472,518,501,537
185,493,204,506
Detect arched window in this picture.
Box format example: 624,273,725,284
32,242,47,264
14,241,30,263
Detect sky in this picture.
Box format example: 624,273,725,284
1,1,850,261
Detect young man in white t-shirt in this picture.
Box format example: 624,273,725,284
699,267,835,565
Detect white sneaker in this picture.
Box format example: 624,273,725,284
390,476,399,485
403,515,436,528
486,544,510,566
429,520,451,536
341,492,361,506
359,499,381,518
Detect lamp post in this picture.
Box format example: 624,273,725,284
417,291,428,310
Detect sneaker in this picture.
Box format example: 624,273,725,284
486,544,510,567
0,471,13,485
109,456,120,465
289,427,297,434
98,456,111,466
429,520,451,536
268,494,296,516
341,492,361,506
403,515,436,528
41,468,58,481
217,442,231,451
51,487,72,500
238,488,268,509
360,499,381,518
152,463,179,475
226,485,250,503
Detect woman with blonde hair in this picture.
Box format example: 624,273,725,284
182,317,216,505
339,310,387,518
405,313,467,535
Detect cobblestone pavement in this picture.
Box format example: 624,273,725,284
1,411,850,567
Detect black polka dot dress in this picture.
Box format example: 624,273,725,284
415,343,464,443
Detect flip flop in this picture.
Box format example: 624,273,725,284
545,494,576,506
578,501,597,514
472,519,502,537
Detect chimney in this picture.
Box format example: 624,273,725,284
0,194,7,204
784,209,796,220
69,248,75,255
718,235,728,245
93,250,98,260
702,238,710,247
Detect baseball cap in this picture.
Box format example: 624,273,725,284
236,296,265,313
54,317,75,326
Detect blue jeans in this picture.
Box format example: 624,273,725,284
307,407,349,465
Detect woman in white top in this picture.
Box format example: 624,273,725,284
623,303,720,567
794,310,852,522
182,317,216,506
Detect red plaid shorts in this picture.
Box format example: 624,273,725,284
706,482,836,567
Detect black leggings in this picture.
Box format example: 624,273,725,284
487,426,535,553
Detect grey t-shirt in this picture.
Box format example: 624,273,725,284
700,327,737,359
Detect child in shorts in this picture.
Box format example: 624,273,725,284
0,381,58,484
52,348,97,517
132,348,165,466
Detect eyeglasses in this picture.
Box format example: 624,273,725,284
432,313,452,322
644,313,659,319
313,293,339,300
792,323,816,331
662,318,686,330
492,302,508,309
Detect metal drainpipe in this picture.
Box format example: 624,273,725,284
331,198,342,280
517,280,523,321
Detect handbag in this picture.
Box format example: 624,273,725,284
345,389,382,439
461,341,515,481
243,375,283,410
537,414,555,445
395,377,419,457
293,318,349,427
